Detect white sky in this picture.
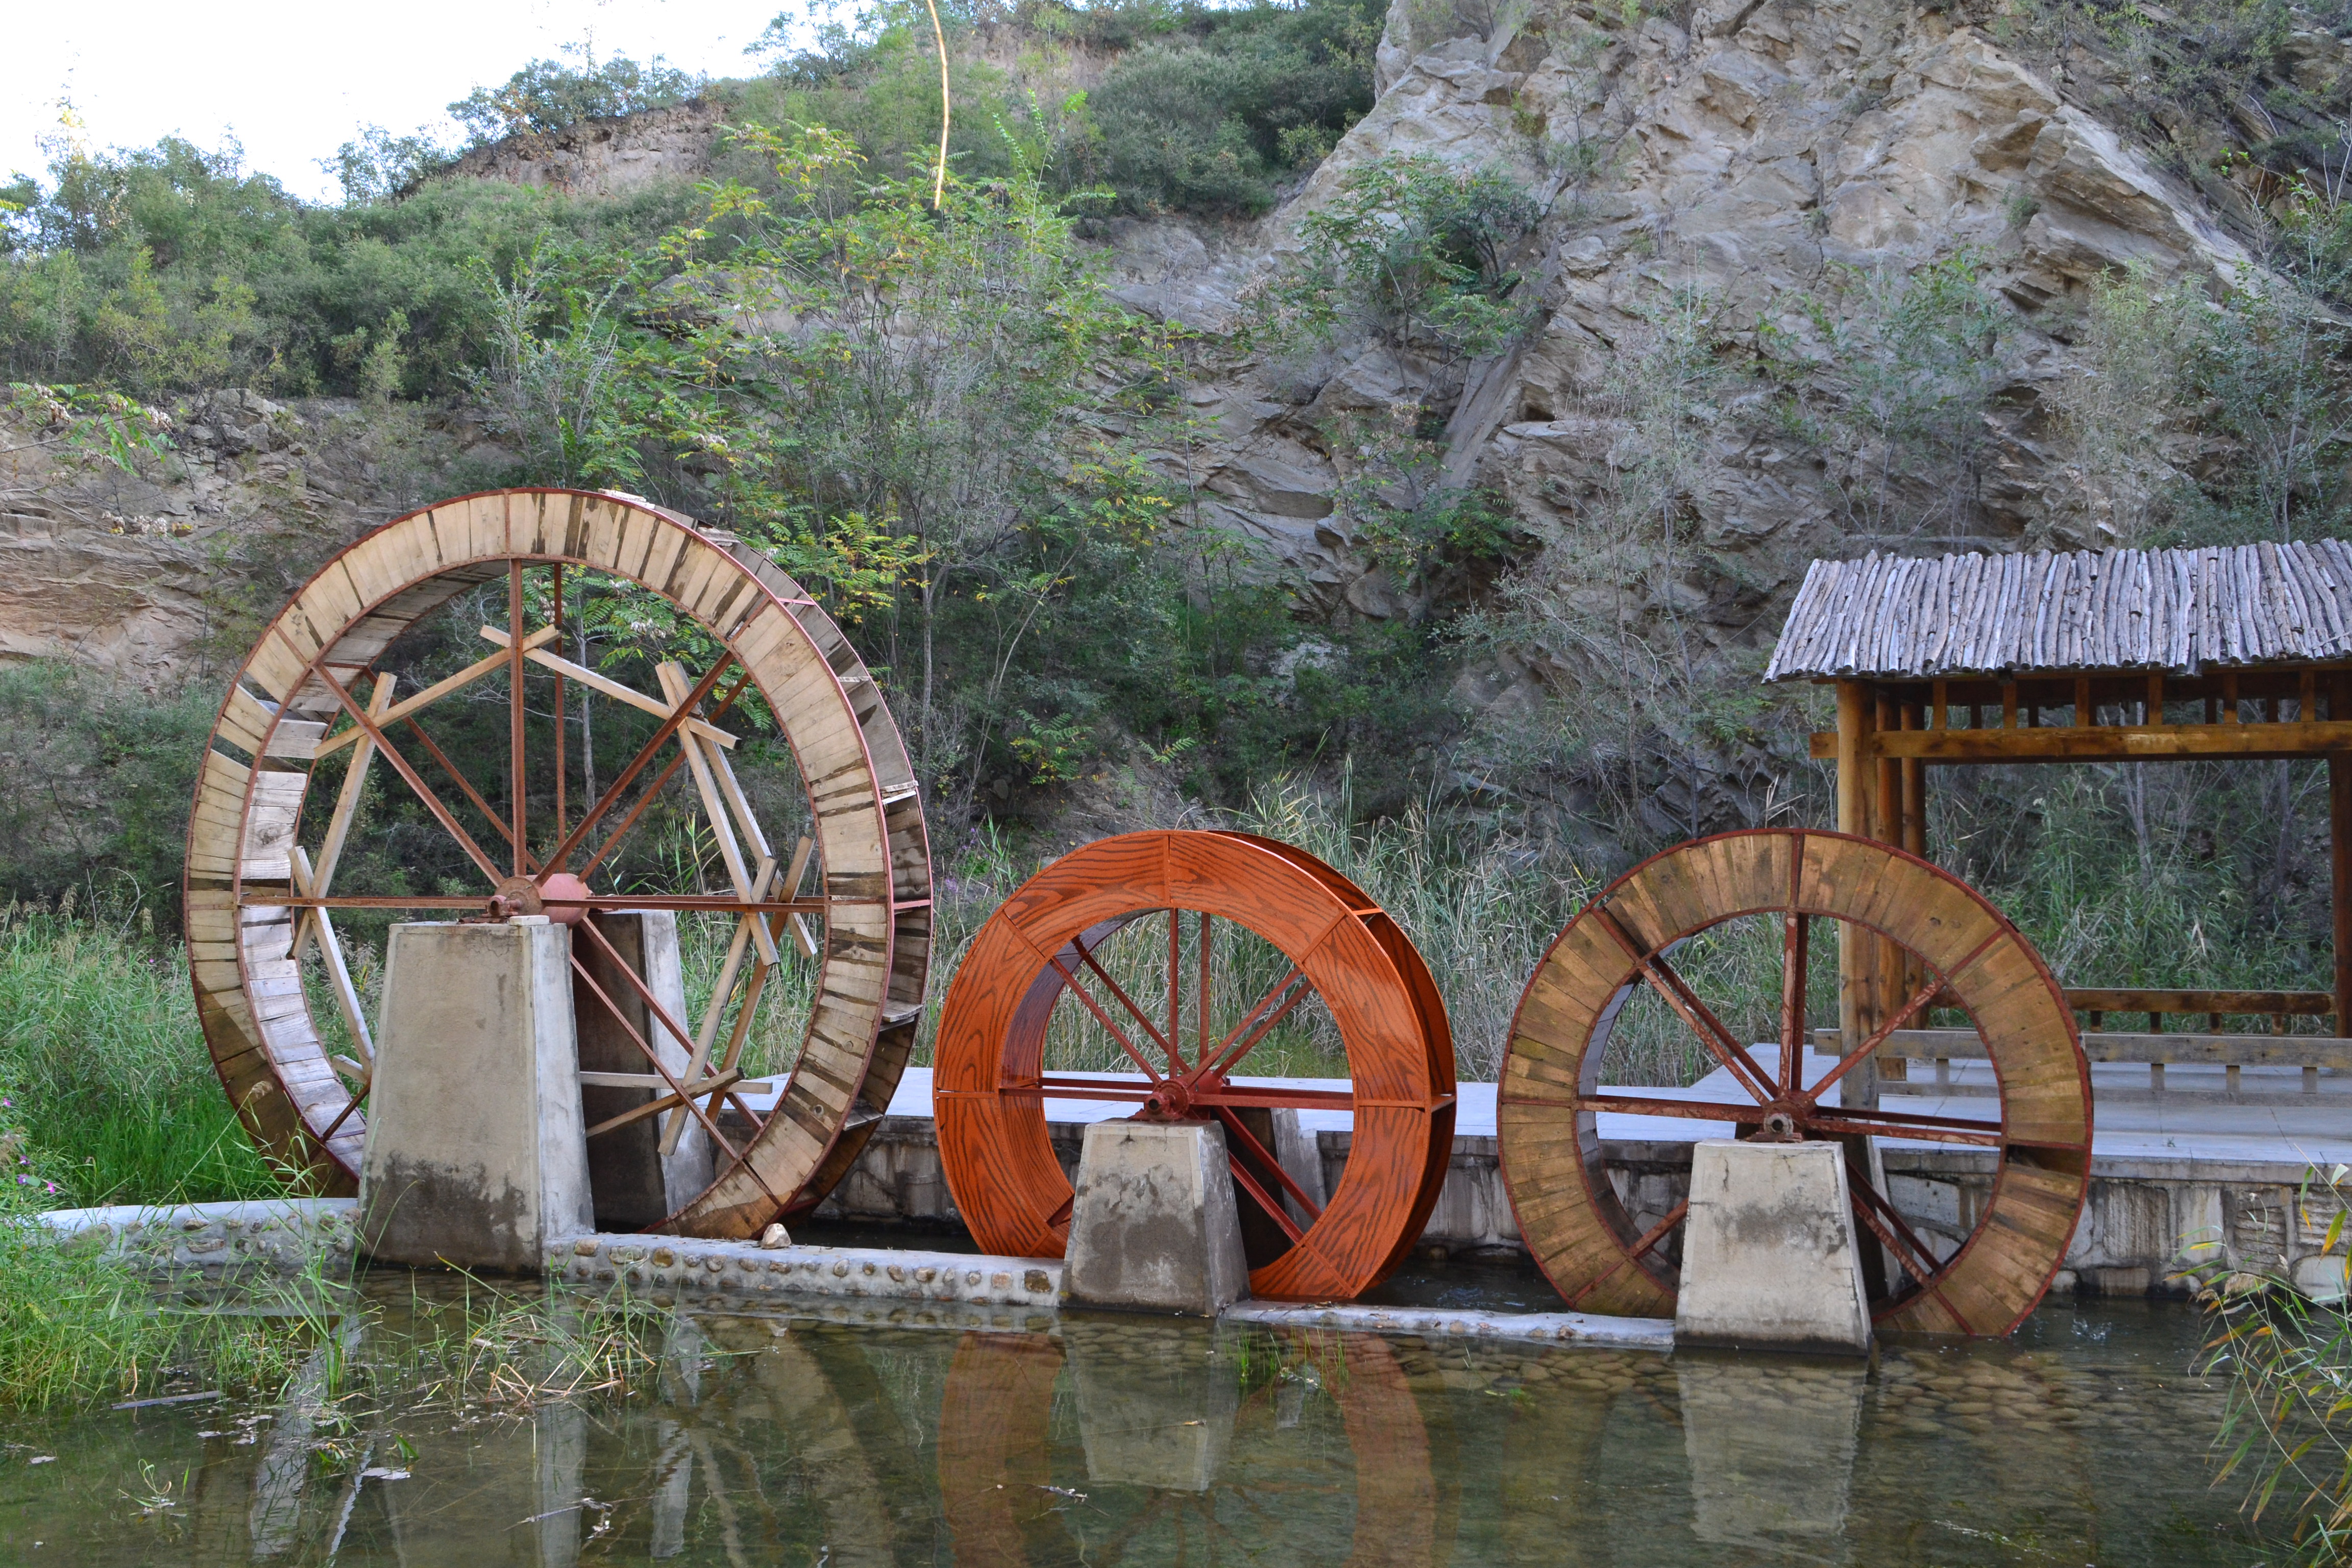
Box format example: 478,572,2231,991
7,0,794,203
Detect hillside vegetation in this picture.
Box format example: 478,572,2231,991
0,0,2348,1074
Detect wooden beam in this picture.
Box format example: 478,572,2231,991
1823,1026,2352,1070
655,663,779,969
1834,682,1869,835
2065,987,2330,1017
2334,753,2352,1037
1808,719,2352,764
1834,681,1880,1110
311,625,560,758
290,846,374,1070
480,627,738,748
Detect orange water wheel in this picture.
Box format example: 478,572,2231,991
935,830,1455,1300
181,488,929,1235
1499,829,2090,1335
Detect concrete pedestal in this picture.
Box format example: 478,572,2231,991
1676,1140,1872,1355
571,910,713,1229
1065,1119,1250,1314
358,920,593,1271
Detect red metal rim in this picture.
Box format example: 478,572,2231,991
934,830,1456,1300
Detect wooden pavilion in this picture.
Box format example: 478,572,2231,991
1766,541,2352,1106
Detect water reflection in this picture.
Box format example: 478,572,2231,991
1678,1354,1866,1557
0,1294,2255,1566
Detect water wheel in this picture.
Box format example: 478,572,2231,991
181,487,929,1235
934,830,1455,1300
1499,829,2090,1335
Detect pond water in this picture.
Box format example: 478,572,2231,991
0,1265,2252,1567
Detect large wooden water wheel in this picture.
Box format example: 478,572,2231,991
935,830,1455,1300
1499,829,2090,1335
182,487,929,1235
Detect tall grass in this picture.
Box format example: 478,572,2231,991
0,902,277,1206
2197,1168,2352,1565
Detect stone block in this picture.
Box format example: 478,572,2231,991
359,920,593,1271
1066,1119,1250,1315
2293,1252,2349,1303
570,910,712,1229
1676,1140,1871,1356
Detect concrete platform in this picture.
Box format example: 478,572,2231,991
1221,1300,1674,1349
790,1061,2349,1295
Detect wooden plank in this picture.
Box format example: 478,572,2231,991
1809,720,2352,763
481,628,737,748
1829,1026,2352,1069
2063,987,2330,1016
2336,752,2352,1035
312,625,559,758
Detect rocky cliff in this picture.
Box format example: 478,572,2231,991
5,0,2320,715
1105,0,2300,710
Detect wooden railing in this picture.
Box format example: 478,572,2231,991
1812,986,2349,1100
2061,988,2335,1035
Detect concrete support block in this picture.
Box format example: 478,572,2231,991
571,910,712,1229
359,920,593,1271
1676,1140,1872,1356
1065,1119,1250,1314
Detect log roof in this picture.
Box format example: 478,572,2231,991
1763,542,2352,682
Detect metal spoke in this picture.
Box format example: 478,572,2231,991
1847,1177,1974,1331
298,649,504,884
1225,1145,1307,1246
1213,1105,1323,1226
1779,910,1807,1097
1046,947,1168,1084
402,716,535,870
1167,909,1184,1076
1627,1199,1688,1261
1810,927,2001,1099
1197,911,1212,1072
1200,970,1314,1081
1026,1075,1156,1100
315,1084,369,1143
1069,935,1178,1066
573,673,756,879
507,560,526,877
1192,1084,1358,1112
542,655,741,875
571,919,748,1168
1807,1105,2010,1147
1591,905,1778,1104
1571,1093,1777,1125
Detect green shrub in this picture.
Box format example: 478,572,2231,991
1076,0,1384,213
449,48,705,147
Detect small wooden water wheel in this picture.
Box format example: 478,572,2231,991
935,830,1455,1300
1499,829,2090,1335
182,487,929,1235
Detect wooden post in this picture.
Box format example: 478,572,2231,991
1879,701,1919,1089
2332,753,2352,1037
1835,682,1881,1108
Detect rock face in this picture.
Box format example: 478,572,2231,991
1105,0,2281,670
439,101,730,197
0,1,2296,714
0,390,494,688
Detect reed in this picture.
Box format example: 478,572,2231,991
2196,1168,2352,1565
